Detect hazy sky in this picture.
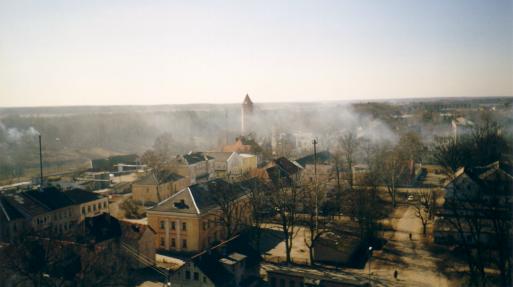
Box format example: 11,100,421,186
0,0,511,107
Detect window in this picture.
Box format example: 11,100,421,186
87,206,91,213
182,222,187,231
160,221,165,229
182,239,187,249
171,221,176,230
93,205,97,212
193,272,199,281
81,207,85,215
185,271,191,280
103,202,107,209
203,222,207,230
171,238,176,248
160,237,165,246
203,276,207,283
98,203,101,210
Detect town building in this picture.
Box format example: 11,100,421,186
434,161,513,244
173,152,216,185
169,235,260,287
265,157,304,186
204,152,258,179
0,186,109,242
132,172,188,206
205,152,244,179
223,136,263,159
146,179,251,253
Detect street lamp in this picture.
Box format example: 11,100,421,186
368,246,373,285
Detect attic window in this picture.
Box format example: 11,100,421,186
174,199,189,209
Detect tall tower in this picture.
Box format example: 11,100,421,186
241,94,253,135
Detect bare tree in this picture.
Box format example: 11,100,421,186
243,176,269,253
302,181,328,265
412,190,435,236
380,146,406,208
269,173,302,264
210,179,248,239
339,132,359,190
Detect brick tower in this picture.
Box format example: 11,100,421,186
241,94,253,135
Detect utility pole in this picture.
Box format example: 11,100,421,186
312,139,318,230
39,134,44,189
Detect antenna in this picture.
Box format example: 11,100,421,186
39,134,44,190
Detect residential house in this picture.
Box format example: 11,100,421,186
146,179,251,253
295,151,334,184
434,161,513,244
265,157,304,186
205,152,243,179
132,172,188,206
173,152,216,185
223,136,263,162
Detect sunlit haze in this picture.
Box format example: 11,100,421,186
0,0,511,107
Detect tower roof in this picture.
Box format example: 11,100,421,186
243,94,253,105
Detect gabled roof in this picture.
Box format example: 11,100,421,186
149,179,249,215
182,152,214,165
204,152,235,163
266,157,303,185
295,151,333,167
446,161,513,195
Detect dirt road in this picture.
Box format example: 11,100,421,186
360,205,451,287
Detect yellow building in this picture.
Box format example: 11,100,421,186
239,153,257,175
146,179,252,253
132,172,188,206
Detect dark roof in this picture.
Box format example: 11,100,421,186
24,186,75,210
188,235,259,287
266,157,302,186
64,189,102,204
149,179,249,214
183,152,213,165
81,213,122,243
190,179,247,213
192,252,236,286
0,196,25,221
295,151,333,167
275,157,302,175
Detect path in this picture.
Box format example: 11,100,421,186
359,205,451,287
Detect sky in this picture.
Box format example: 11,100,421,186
0,0,511,107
